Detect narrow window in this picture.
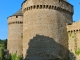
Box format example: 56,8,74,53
16,16,18,18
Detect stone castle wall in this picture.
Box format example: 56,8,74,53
67,22,80,60
7,16,23,55
7,0,75,60
22,0,73,59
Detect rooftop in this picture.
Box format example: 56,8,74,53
12,9,23,16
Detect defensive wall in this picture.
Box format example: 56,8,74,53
67,22,80,60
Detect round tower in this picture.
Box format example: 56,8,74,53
7,9,23,55
22,0,73,60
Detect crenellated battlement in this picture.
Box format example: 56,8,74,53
22,0,73,15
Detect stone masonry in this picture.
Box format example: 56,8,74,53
7,10,23,55
22,0,73,60
7,0,74,60
67,22,80,60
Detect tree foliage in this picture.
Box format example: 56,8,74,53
0,39,7,60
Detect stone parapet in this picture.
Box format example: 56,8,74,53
22,0,73,15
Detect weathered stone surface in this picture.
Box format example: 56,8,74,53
7,16,23,55
22,0,73,59
67,22,80,60
7,0,74,60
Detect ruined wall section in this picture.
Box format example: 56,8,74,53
22,0,73,59
7,16,23,55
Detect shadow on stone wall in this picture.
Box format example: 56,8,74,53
24,34,76,60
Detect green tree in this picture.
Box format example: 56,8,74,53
0,39,7,60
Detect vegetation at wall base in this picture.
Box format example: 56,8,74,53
75,48,80,55
0,39,7,60
11,53,21,60
0,39,22,60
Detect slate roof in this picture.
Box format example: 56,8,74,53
12,9,23,16
7,9,23,19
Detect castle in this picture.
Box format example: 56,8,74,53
7,0,80,60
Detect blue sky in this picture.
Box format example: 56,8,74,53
0,0,80,39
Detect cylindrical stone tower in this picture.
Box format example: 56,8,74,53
7,10,23,55
22,0,73,60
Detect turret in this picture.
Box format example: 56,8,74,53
22,0,73,60
7,9,23,55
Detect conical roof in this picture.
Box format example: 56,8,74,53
12,9,23,16
7,9,23,19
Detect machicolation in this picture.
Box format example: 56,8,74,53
22,5,73,15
